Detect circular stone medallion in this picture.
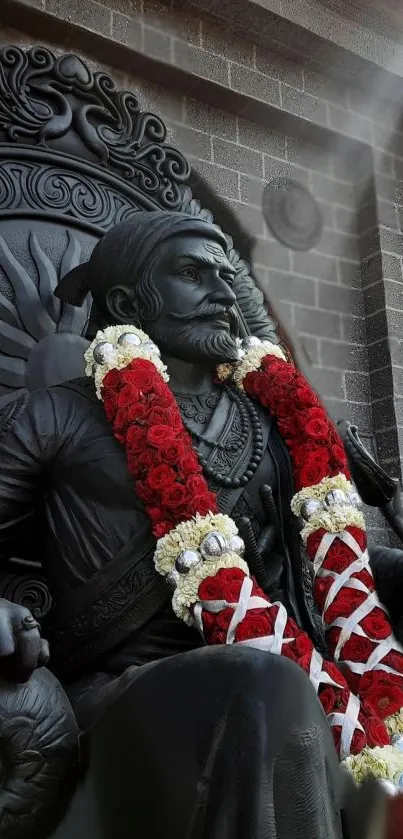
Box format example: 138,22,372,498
262,178,323,251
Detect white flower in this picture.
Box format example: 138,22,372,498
154,513,238,576
85,324,169,398
291,474,354,516
233,340,287,389
300,507,365,542
172,553,249,624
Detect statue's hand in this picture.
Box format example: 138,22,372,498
0,598,49,683
238,485,280,590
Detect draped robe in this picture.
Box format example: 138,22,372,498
0,379,346,839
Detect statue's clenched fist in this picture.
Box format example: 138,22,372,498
0,598,49,682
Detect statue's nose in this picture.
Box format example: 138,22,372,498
209,278,237,308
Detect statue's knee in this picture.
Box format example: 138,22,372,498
201,644,310,696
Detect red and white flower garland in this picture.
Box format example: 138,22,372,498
85,326,403,789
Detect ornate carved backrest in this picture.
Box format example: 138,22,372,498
0,45,279,619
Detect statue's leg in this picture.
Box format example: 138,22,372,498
87,645,344,839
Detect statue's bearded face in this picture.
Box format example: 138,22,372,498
139,234,240,365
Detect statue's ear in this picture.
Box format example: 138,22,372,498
105,285,140,326
54,263,90,307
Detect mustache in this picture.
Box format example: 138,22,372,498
171,303,232,322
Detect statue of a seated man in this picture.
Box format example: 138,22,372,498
0,210,399,839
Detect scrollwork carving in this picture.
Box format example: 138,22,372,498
0,46,190,210
0,574,52,619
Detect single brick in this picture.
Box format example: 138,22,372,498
267,270,316,307
370,366,394,401
317,229,360,261
263,156,290,182
311,172,355,208
328,104,372,143
281,85,327,126
185,99,237,141
174,41,229,85
372,396,398,432
363,280,386,318
375,427,400,463
213,138,263,178
304,69,348,108
384,279,403,311
238,119,286,157
380,227,403,256
170,0,202,44
47,0,112,33
320,340,368,372
313,367,344,399
286,137,332,176
300,334,319,365
144,26,172,61
240,174,265,207
230,64,281,106
253,238,291,272
365,310,388,344
292,251,338,283
294,305,341,339
343,401,372,433
319,282,363,315
345,371,371,402
190,159,239,200
367,338,391,372
201,18,253,66
170,124,212,161
255,48,303,90
334,207,357,236
112,13,142,48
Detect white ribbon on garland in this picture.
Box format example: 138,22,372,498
313,529,403,676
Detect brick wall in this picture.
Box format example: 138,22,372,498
2,0,403,543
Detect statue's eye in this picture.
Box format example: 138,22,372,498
178,267,199,282
220,271,235,287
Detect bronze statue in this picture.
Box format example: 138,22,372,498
0,210,401,839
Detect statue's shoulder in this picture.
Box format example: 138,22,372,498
0,379,97,439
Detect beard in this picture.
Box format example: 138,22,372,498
145,311,240,366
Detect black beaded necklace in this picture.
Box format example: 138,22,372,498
181,383,264,489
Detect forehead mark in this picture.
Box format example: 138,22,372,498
204,242,227,263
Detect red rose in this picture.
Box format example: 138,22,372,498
361,608,392,641
322,551,350,574
186,474,209,496
360,672,403,720
210,626,228,645
199,576,223,600
126,425,147,452
314,577,333,610
117,384,140,408
160,440,186,465
127,401,150,423
365,716,390,747
341,635,375,663
147,425,176,447
187,493,218,517
330,444,347,468
254,374,272,406
235,611,271,642
222,570,245,604
243,371,260,397
298,461,327,488
304,407,331,440
264,358,296,383
161,483,189,511
277,414,300,439
103,369,121,389
319,687,337,715
281,644,298,662
202,611,216,633
120,360,158,393
216,607,235,631
179,452,203,476
148,405,181,427
293,632,313,658
147,464,177,492
293,383,319,409
385,651,403,672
